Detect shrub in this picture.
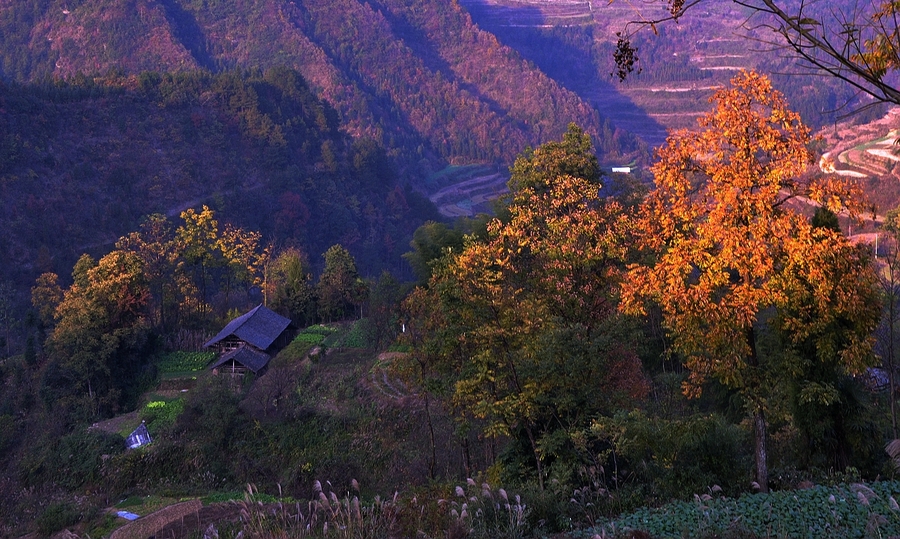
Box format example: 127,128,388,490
26,429,123,490
339,319,370,348
592,410,750,500
306,324,338,336
35,502,80,537
294,333,326,345
277,332,325,363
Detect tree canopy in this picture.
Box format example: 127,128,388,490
620,70,880,492
405,125,647,488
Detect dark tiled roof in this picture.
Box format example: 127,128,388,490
210,345,271,374
204,304,292,350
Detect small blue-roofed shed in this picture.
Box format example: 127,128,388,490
126,422,152,449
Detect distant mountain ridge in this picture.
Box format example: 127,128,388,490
0,0,647,171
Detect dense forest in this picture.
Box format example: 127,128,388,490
0,68,440,288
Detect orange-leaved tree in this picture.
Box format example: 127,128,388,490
621,71,879,492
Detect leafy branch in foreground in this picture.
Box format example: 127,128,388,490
608,1,900,107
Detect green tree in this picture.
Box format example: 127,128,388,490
365,271,407,350
408,128,647,489
877,207,900,438
402,221,466,284
621,71,879,492
268,247,316,326
317,244,363,322
404,215,490,285
507,123,600,195
116,213,179,329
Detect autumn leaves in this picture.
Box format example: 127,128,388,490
406,71,880,492
621,70,880,491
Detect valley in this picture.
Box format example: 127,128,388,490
3,1,900,538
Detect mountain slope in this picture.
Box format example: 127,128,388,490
0,0,647,171
0,69,438,285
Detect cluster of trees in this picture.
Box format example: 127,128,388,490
27,205,368,417
1,69,897,536
400,73,885,505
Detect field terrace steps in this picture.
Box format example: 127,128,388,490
458,0,595,26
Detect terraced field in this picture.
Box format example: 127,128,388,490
459,0,595,26
458,1,761,148
820,108,900,179
430,171,508,217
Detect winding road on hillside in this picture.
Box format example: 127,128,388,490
429,172,509,217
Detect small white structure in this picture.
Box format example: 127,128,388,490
125,422,152,449
611,166,631,174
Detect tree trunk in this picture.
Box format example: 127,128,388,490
420,360,437,480
462,437,472,478
524,424,545,490
747,325,769,493
889,281,897,439
753,408,769,493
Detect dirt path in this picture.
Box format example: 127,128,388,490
89,411,139,436
105,500,246,539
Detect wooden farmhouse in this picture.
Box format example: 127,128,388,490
205,304,296,376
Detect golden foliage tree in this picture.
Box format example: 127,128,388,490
406,126,647,487
621,71,879,492
48,250,151,416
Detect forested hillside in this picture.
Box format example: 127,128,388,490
0,0,646,170
3,77,896,539
0,68,437,287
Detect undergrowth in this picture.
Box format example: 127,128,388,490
204,479,527,539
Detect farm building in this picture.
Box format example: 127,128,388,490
205,304,296,376
209,345,272,376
